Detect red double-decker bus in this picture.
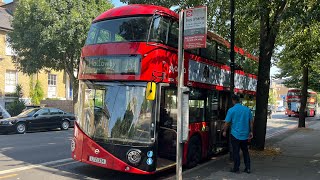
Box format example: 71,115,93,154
285,88,317,117
71,4,258,174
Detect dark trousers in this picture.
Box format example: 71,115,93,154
231,134,250,171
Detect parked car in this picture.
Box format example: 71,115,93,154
23,105,41,112
0,107,75,134
276,106,286,112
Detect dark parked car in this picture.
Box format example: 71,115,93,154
0,107,75,134
23,105,41,111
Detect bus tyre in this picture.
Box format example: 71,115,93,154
16,123,26,134
186,136,202,169
61,120,69,130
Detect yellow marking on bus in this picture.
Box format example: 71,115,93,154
0,174,18,179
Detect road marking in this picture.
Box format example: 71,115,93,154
0,158,72,175
51,161,78,168
0,174,18,179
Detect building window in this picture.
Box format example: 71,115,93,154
5,35,14,56
48,74,57,98
5,70,17,93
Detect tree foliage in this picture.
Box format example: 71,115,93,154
268,89,277,106
9,0,113,101
275,1,320,127
30,80,44,105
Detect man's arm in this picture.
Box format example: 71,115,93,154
222,122,230,137
248,120,254,139
248,110,254,139
223,109,232,137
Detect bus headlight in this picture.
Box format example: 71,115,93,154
127,149,142,165
71,139,76,152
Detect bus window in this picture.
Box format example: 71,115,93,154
160,89,177,129
242,57,258,75
85,26,98,45
235,53,244,69
217,44,230,65
149,15,170,44
167,20,179,48
186,48,200,56
189,89,206,123
200,39,216,61
207,90,219,121
97,29,111,43
85,16,152,45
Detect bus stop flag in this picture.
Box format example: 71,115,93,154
184,6,207,49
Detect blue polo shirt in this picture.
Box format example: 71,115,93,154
225,103,253,140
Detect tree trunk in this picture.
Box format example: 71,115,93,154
251,0,284,150
65,65,79,105
298,61,308,127
71,75,79,105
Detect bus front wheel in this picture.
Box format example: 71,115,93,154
186,135,202,168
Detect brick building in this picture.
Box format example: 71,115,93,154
270,79,288,107
0,0,72,115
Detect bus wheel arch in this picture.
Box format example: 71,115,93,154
186,134,202,168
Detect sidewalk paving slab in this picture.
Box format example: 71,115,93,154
181,120,320,180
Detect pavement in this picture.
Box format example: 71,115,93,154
181,119,320,180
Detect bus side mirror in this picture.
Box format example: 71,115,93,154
146,82,156,101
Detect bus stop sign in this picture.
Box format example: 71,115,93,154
184,6,207,49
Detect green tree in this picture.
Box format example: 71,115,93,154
7,84,26,116
9,0,113,103
31,80,44,105
275,1,320,128
268,89,277,106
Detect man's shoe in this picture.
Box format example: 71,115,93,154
243,168,251,174
230,168,240,173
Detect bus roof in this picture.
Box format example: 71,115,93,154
94,4,178,22
93,4,258,62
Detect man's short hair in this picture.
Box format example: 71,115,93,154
231,94,240,102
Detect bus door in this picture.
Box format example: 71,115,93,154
214,91,230,151
156,86,177,170
206,90,219,155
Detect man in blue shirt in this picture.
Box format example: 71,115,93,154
223,94,253,174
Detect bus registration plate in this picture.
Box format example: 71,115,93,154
89,156,106,165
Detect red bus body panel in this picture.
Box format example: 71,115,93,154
72,123,154,174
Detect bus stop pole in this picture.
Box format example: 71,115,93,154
176,10,184,180
229,0,235,161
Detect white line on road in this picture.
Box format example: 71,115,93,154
0,158,73,175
